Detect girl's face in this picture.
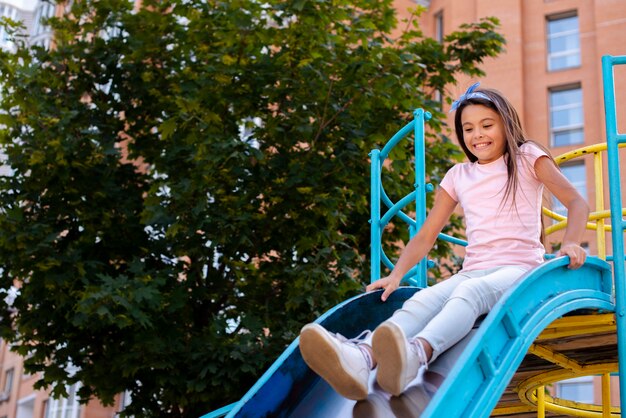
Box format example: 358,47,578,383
461,104,506,164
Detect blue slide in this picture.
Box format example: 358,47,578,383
204,256,612,417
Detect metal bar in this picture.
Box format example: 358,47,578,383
201,403,236,418
379,120,415,159
536,325,617,340
370,149,381,282
437,232,467,247
518,363,620,417
380,191,417,226
414,109,429,288
542,313,615,328
602,54,626,413
380,186,416,226
527,343,585,372
542,401,619,418
594,151,606,260
537,387,545,418
602,373,611,418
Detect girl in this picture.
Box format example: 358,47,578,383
299,83,589,401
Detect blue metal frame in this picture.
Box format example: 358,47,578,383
370,109,458,288
369,109,468,288
602,54,626,411
413,109,429,286
422,256,613,416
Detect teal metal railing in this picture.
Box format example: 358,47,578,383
369,109,466,287
602,53,626,411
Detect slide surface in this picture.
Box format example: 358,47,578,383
207,257,613,418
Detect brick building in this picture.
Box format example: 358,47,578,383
0,338,129,418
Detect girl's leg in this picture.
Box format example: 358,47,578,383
371,272,472,395
416,266,527,362
383,271,473,337
298,273,471,400
374,266,527,395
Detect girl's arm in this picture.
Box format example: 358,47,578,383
366,188,458,301
535,156,590,269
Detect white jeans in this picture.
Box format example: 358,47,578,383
384,265,528,362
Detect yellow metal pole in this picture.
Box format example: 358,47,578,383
594,148,608,418
594,151,606,260
528,343,585,372
537,387,545,418
602,373,611,418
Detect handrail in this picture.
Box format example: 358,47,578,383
423,256,613,417
602,53,626,414
370,109,433,287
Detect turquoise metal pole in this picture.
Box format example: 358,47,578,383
370,149,381,283
370,112,436,287
601,54,626,411
413,109,428,288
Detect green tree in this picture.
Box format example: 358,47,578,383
0,1,504,416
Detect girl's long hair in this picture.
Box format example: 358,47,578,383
453,87,555,243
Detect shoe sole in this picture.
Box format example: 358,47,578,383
372,322,407,396
300,324,369,400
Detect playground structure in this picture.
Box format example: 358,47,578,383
204,55,626,417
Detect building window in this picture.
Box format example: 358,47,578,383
115,391,133,418
16,394,35,418
0,368,13,402
556,376,594,403
547,13,580,71
32,2,56,38
0,149,13,176
3,368,13,394
553,162,587,216
44,384,81,418
549,86,584,147
434,11,444,43
0,4,19,49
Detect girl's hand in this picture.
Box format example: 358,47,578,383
556,243,586,269
366,275,402,302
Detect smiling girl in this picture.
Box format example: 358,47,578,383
299,83,589,400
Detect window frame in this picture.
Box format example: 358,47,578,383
549,84,584,147
44,383,81,418
546,12,581,72
0,4,19,49
3,368,13,394
434,10,444,43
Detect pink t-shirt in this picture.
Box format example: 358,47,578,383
440,142,549,272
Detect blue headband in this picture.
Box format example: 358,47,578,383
450,82,491,112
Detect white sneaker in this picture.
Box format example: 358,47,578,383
299,323,372,400
373,322,428,396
